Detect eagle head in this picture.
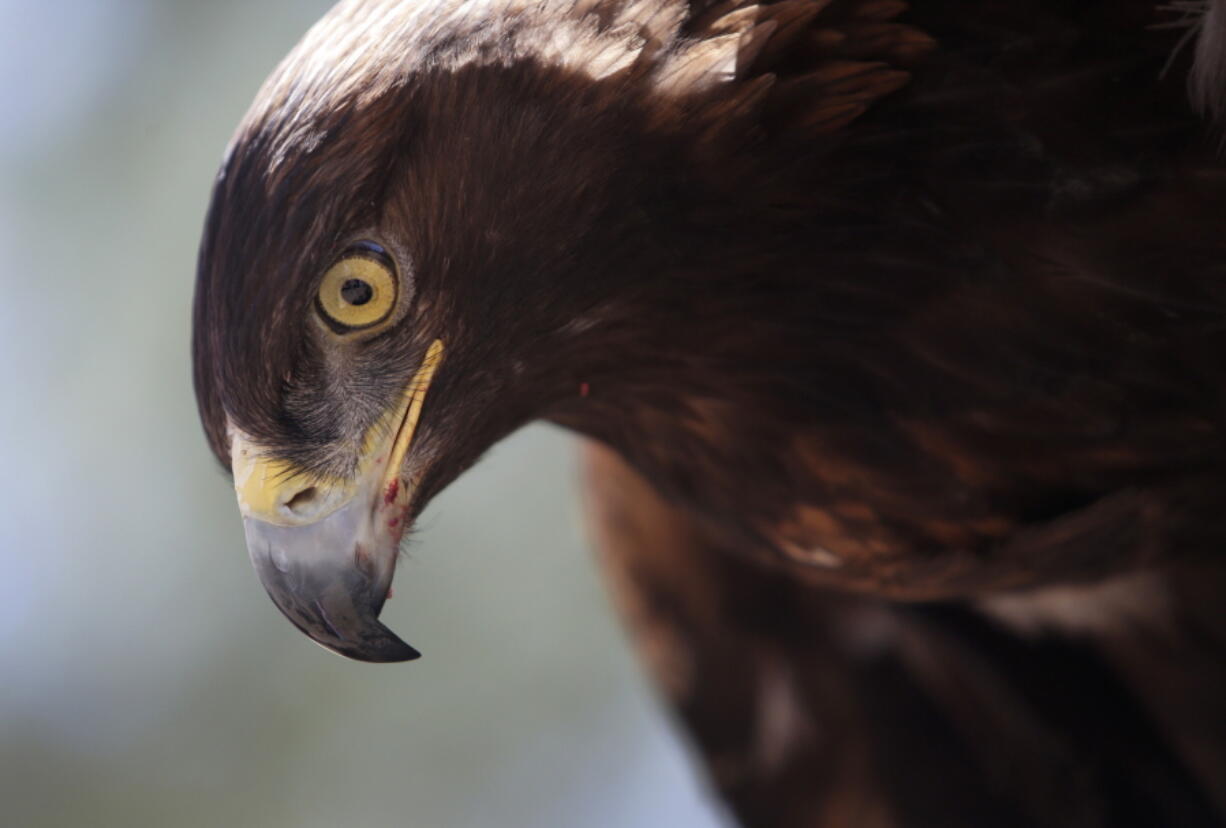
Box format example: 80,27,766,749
192,0,729,661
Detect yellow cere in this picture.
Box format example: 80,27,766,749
229,339,446,527
229,432,355,526
317,254,396,329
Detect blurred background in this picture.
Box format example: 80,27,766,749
0,1,726,825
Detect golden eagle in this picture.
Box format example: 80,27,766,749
193,1,1226,823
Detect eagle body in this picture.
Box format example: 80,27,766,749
194,1,1226,824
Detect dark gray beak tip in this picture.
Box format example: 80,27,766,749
325,627,422,664
245,516,420,664
263,584,423,663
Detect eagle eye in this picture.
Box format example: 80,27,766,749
316,243,397,333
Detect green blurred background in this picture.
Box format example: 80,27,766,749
0,1,725,825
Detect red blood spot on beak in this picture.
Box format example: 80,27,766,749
384,479,399,506
388,517,399,528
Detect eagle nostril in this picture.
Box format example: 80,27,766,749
283,486,320,517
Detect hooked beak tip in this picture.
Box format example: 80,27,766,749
244,508,418,664
312,621,421,663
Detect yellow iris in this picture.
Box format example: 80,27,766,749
317,254,396,330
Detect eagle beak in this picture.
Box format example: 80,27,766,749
242,495,417,662
229,341,444,663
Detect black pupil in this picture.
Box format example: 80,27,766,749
341,278,373,306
